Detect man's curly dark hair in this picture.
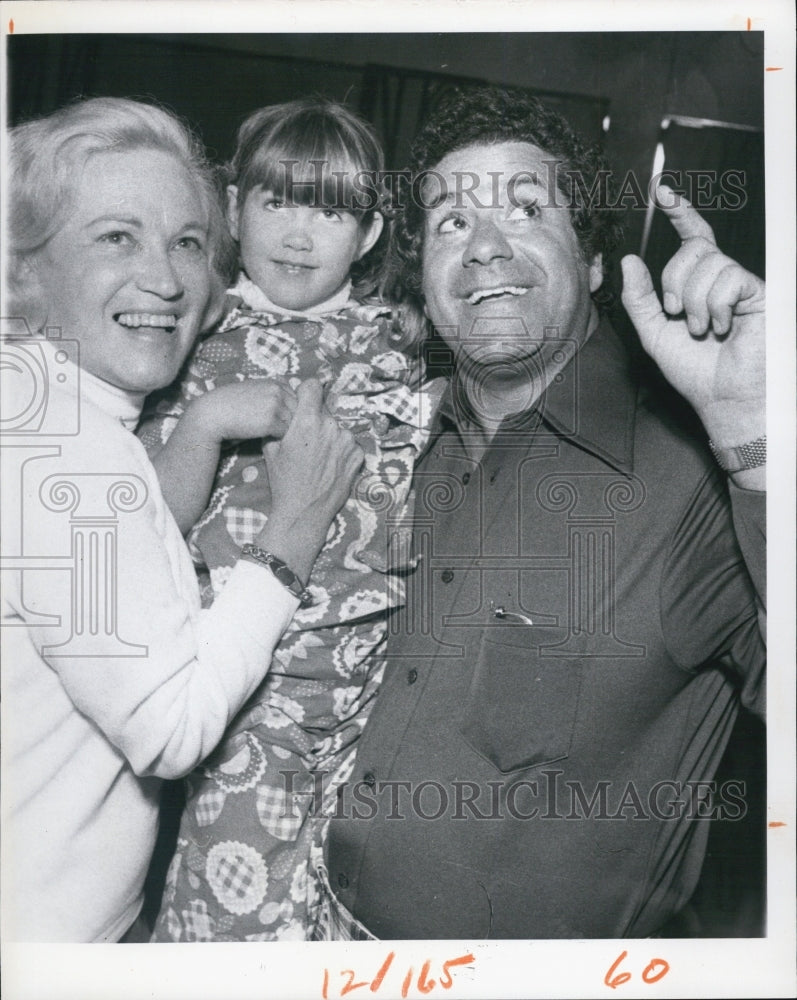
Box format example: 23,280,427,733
388,85,624,317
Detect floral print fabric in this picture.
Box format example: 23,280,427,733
141,282,442,940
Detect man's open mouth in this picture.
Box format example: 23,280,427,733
115,313,178,331
467,286,530,305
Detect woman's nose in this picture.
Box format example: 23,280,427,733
135,245,183,299
463,216,514,267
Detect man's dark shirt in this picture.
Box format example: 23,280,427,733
326,319,765,939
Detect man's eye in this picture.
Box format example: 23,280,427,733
509,200,541,221
437,214,468,234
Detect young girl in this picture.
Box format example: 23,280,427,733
139,99,442,941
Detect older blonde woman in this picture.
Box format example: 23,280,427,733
1,97,362,942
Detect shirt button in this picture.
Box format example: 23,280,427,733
363,771,376,787
407,668,418,685
337,873,349,889
461,472,471,484
441,569,454,583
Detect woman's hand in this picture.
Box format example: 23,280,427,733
255,379,364,584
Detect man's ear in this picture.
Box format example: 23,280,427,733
589,253,604,294
355,211,384,260
226,185,241,241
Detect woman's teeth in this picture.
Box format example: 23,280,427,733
116,313,178,329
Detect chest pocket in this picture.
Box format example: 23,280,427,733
460,630,584,773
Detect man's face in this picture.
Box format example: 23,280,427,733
421,141,603,373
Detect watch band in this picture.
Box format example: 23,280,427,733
239,544,314,607
708,434,766,473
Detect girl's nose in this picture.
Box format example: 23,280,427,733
282,210,313,252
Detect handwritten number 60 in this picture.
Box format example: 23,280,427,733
605,951,670,989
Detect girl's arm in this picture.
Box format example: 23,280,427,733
149,379,296,534
18,380,361,779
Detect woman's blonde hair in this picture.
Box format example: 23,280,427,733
7,96,235,285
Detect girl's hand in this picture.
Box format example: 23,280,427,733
189,378,297,445
256,379,364,583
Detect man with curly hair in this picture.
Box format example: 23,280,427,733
320,87,766,940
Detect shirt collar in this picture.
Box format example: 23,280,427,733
436,316,638,475
233,273,355,318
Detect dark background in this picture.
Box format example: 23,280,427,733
6,30,766,938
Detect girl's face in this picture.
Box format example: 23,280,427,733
227,185,383,312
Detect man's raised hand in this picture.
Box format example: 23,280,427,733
621,184,765,454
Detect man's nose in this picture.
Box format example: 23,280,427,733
463,216,513,267
282,210,313,252
135,244,183,299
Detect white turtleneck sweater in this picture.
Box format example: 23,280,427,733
1,342,298,942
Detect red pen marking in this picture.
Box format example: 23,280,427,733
604,951,670,989
370,952,395,992
440,954,476,989
322,968,329,1000
605,951,632,989
340,969,369,996
417,960,436,995
747,17,751,29
769,820,786,827
642,958,670,984
401,967,413,999
766,67,783,71
9,18,14,32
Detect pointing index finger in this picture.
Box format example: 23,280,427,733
655,184,717,245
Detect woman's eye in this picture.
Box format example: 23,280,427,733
509,200,541,221
98,231,133,247
264,198,284,211
437,214,468,234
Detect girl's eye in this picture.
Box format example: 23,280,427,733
264,198,285,211
508,200,541,221
320,208,342,221
437,214,468,234
98,231,133,247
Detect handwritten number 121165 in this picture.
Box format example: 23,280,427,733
321,951,476,998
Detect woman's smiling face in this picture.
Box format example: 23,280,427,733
28,147,214,394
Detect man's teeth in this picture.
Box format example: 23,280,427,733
468,286,529,305
116,313,178,329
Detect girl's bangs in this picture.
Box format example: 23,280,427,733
243,123,379,216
